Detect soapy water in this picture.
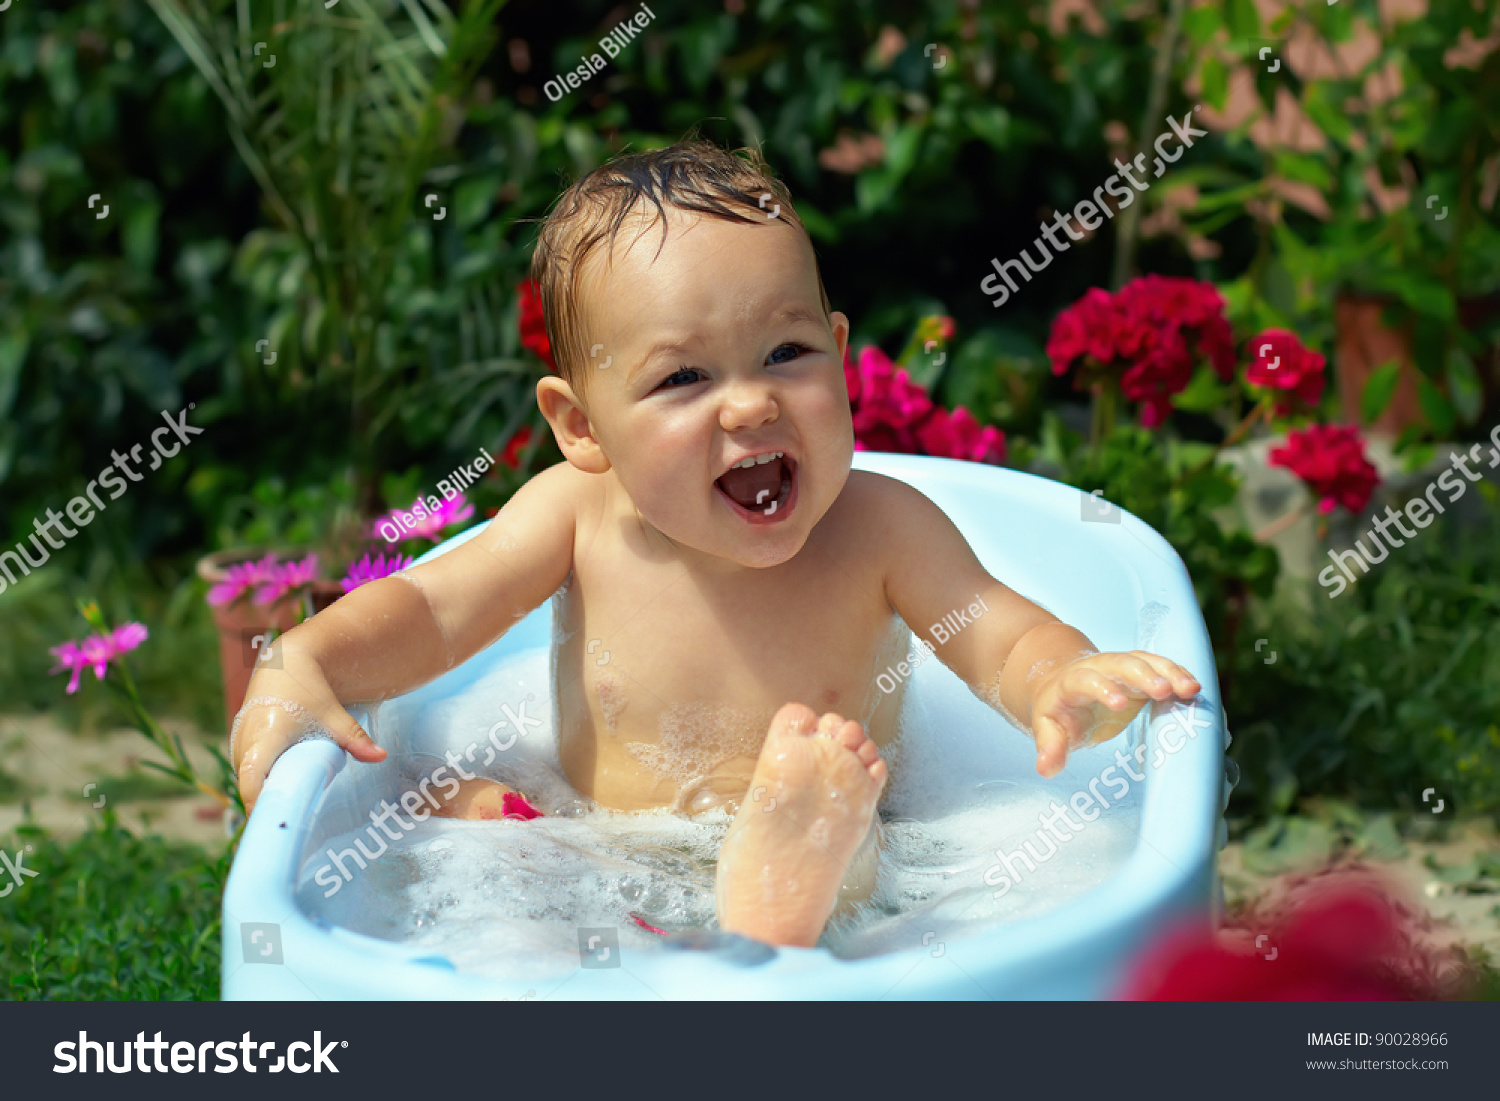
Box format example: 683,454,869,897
296,640,1143,980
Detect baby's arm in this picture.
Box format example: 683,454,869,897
874,476,1199,777
232,462,581,809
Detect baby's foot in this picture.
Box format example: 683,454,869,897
430,777,518,820
716,703,887,947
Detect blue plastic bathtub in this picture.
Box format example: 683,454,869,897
222,452,1227,1000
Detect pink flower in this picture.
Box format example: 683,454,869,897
340,552,415,593
916,405,1007,465
1269,424,1381,514
253,553,319,606
1245,328,1326,415
842,343,1005,465
207,553,279,607
371,494,476,544
850,346,934,453
49,622,149,695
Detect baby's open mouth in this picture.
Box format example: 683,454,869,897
714,452,796,522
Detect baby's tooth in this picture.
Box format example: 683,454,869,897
755,453,775,465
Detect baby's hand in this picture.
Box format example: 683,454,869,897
1026,651,1200,777
232,646,386,812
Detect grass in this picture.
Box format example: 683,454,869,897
1226,489,1500,820
0,818,229,1000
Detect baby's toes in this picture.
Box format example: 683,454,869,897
821,715,864,751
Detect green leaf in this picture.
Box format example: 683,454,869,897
123,199,163,274
1173,364,1236,414
1417,375,1455,437
1226,0,1261,40
1201,56,1228,113
1383,274,1456,321
962,105,1012,150
1361,360,1403,425
453,173,498,230
1446,347,1483,425
1181,5,1223,45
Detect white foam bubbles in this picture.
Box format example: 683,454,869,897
296,643,1142,981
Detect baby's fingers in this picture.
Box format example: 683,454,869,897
233,697,383,812
1058,666,1149,713
1128,651,1201,699
1034,714,1073,778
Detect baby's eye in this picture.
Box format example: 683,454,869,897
767,343,811,365
659,367,704,389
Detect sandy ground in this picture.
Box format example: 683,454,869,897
0,713,234,846
2,713,1495,961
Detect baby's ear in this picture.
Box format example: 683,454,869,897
829,310,850,360
537,377,610,474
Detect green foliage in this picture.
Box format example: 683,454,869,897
1,820,228,1000
1038,415,1280,649
1180,0,1500,442
1226,494,1500,819
2,0,1257,563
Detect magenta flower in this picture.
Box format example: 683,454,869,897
207,553,279,607
916,405,1007,465
340,551,415,593
49,622,149,694
253,553,320,606
850,346,935,453
373,494,476,544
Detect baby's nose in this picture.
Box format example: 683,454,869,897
718,382,780,430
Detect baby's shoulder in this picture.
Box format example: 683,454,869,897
826,468,937,542
835,468,933,516
521,459,594,509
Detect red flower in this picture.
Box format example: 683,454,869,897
1046,287,1118,374
1047,277,1235,426
501,425,533,470
517,279,555,371
1269,423,1380,514
1246,328,1327,415
1121,877,1451,1001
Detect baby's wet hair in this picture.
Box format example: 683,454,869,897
530,137,830,394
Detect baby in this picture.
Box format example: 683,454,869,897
231,139,1200,949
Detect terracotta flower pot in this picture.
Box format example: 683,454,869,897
1333,292,1425,438
196,548,345,735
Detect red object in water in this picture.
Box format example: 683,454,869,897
501,793,544,820
628,913,667,935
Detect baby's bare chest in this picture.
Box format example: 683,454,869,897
558,554,900,711
549,550,909,806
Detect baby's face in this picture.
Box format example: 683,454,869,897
573,209,851,569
